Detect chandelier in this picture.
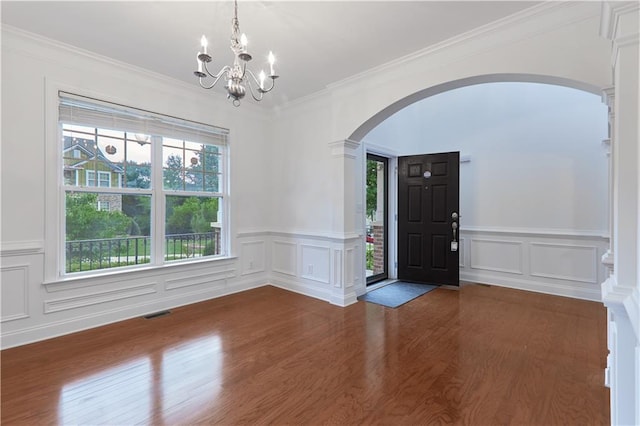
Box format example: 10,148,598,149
194,0,278,107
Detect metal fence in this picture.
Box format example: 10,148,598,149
66,230,221,272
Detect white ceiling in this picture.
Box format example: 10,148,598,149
1,1,540,107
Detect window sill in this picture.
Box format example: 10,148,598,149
43,255,238,289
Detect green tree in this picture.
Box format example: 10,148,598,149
366,159,378,220
166,196,219,235
66,193,131,240
166,197,200,234
190,198,219,233
121,195,151,236
124,161,151,189
164,154,184,190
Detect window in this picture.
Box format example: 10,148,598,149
59,92,228,275
96,200,110,211
85,170,108,187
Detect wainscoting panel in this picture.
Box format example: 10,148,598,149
240,240,266,276
470,238,523,274
44,282,158,314
530,242,598,283
460,228,608,301
459,237,466,268
345,247,355,288
1,265,29,322
165,268,235,291
332,249,343,288
268,232,363,307
272,241,297,277
300,244,331,284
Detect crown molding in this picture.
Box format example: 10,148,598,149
600,1,640,40
1,25,197,92
1,25,269,117
272,87,331,115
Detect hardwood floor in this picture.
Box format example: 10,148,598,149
1,284,609,425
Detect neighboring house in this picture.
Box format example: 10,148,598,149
63,136,124,212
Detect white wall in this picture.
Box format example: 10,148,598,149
0,27,274,348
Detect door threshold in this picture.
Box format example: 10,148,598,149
366,279,398,292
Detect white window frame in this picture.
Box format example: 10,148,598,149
98,171,111,188
85,170,96,187
44,88,231,282
86,169,110,188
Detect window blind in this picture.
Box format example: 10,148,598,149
59,91,228,146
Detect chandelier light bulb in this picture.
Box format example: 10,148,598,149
259,70,266,90
200,35,208,54
268,51,275,76
240,33,248,49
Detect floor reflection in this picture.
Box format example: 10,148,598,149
59,357,152,425
161,335,223,424
57,335,223,424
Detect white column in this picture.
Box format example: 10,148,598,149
328,139,362,306
601,87,614,275
600,3,640,425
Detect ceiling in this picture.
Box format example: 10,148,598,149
2,1,540,107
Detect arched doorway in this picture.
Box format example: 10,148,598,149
352,75,609,300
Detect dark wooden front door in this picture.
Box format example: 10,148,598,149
398,152,460,286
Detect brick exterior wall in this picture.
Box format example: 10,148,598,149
373,224,385,275
97,194,122,212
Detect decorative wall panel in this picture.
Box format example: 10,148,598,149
1,265,29,322
470,238,523,274
530,242,598,283
272,241,297,276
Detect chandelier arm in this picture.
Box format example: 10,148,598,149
241,61,247,80
262,76,276,93
245,77,265,102
244,69,261,88
203,62,230,79
198,65,231,90
244,68,276,94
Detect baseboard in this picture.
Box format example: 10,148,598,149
460,272,601,301
268,277,332,303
